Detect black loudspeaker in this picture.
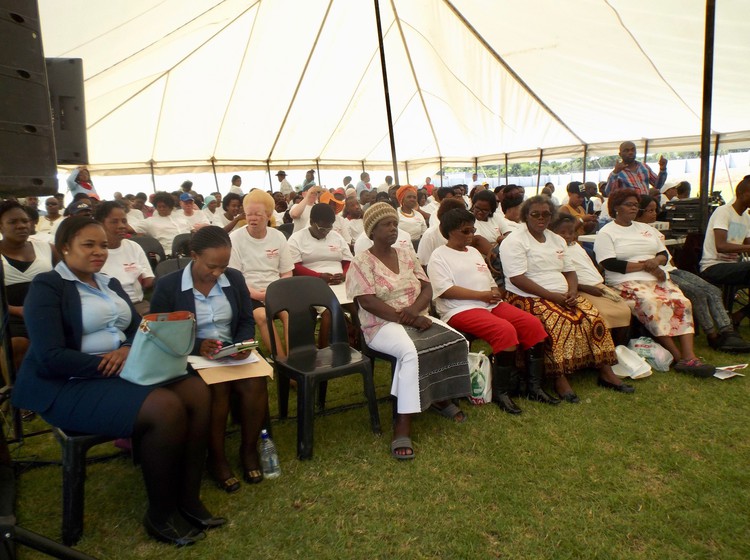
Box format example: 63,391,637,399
0,0,58,196
46,58,88,165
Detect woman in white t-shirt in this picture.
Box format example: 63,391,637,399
0,200,58,369
395,185,426,241
95,201,154,315
135,192,191,254
499,196,633,402
287,203,354,347
229,190,293,358
427,208,548,414
595,190,714,377
550,215,631,340
471,190,511,245
634,195,750,353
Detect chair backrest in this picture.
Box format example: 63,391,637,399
265,276,349,357
154,257,192,282
171,233,193,257
130,235,166,271
277,222,294,239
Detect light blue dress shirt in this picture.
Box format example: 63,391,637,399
55,262,132,354
180,262,232,342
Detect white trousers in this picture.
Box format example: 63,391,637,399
367,318,458,414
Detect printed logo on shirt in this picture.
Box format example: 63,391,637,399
475,261,488,273
265,248,279,259
328,244,339,252
640,230,653,238
555,249,564,259
123,262,138,273
397,240,411,249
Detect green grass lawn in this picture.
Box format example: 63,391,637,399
8,332,750,560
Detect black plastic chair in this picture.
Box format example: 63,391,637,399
130,235,166,272
171,232,192,257
276,222,294,240
51,427,115,545
265,276,381,459
154,257,192,282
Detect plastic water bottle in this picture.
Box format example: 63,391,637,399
259,429,281,479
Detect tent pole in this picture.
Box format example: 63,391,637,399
536,149,543,194
361,161,365,174
374,0,400,185
643,139,649,163
439,157,443,187
474,157,478,177
710,134,720,195
149,160,156,193
504,153,508,185
210,158,220,194
316,160,321,188
266,162,273,193
582,144,588,182
700,0,716,230
405,161,410,184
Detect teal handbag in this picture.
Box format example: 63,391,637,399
120,311,196,386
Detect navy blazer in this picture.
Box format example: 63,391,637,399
12,270,139,413
149,265,255,355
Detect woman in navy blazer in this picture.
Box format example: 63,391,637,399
150,225,269,494
12,217,221,546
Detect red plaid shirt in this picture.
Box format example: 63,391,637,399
605,161,666,196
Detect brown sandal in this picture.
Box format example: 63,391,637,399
243,469,264,484
216,475,241,493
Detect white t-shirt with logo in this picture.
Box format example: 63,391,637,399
229,227,293,294
499,225,572,297
398,211,427,241
287,228,352,274
345,218,364,242
136,214,191,253
700,204,750,271
416,224,446,266
566,242,603,286
100,239,154,303
594,220,669,285
181,211,210,230
427,245,496,322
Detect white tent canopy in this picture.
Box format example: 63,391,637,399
38,0,750,175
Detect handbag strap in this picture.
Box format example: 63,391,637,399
140,318,196,357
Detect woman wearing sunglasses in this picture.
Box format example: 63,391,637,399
498,196,634,403
427,208,549,415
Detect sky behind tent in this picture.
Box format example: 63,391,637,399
38,0,750,174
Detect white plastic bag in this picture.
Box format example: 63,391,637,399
468,351,492,405
612,345,652,379
627,336,673,372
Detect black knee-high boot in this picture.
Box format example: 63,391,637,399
491,351,522,414
525,343,560,405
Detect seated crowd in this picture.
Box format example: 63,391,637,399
8,163,750,547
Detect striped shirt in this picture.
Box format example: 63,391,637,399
605,161,666,196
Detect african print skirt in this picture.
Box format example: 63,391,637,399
506,294,617,377
616,280,694,337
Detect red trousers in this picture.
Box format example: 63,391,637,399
447,302,547,353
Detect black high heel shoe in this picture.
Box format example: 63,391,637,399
143,512,206,546
179,507,227,530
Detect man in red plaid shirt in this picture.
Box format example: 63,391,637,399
605,141,668,196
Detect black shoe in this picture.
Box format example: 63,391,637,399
143,513,206,546
716,331,750,353
179,507,227,530
674,358,715,378
597,377,635,393
558,391,580,404
526,388,561,405
493,393,522,415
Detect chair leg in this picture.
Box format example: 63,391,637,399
277,374,290,420
297,377,316,460
59,437,94,546
361,363,382,435
317,380,328,412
